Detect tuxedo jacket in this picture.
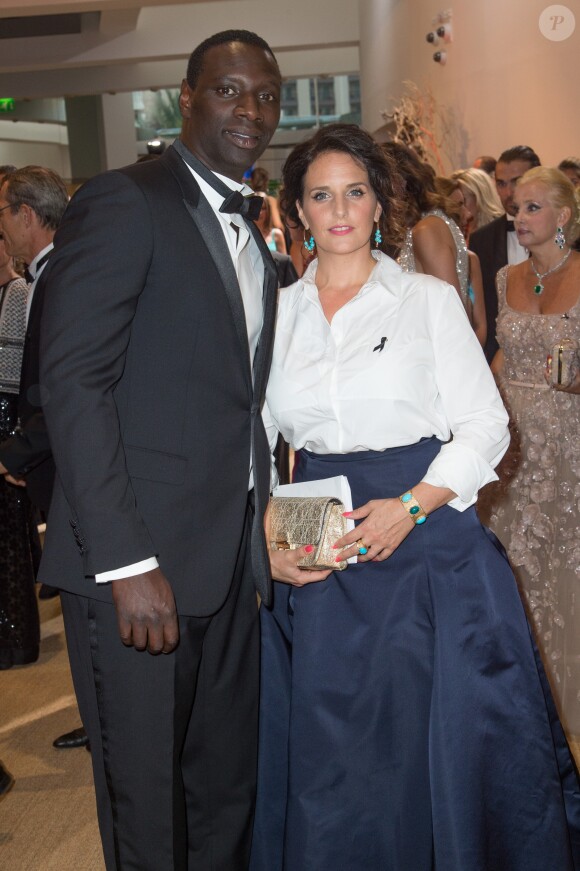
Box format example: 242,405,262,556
0,271,55,513
469,215,509,363
39,144,278,616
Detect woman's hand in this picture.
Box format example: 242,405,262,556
333,498,414,563
545,356,580,394
264,500,333,587
269,546,333,587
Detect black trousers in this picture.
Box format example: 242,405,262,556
60,510,259,871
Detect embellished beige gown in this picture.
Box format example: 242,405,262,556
478,265,580,737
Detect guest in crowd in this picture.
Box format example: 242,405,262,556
559,156,580,188
383,142,471,318
251,123,580,871
250,164,284,229
254,190,287,253
470,145,541,362
434,175,486,346
478,167,580,740
0,166,89,748
0,167,40,670
473,153,496,175
451,166,504,239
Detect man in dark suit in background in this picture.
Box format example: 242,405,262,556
0,167,91,749
39,30,281,870
0,166,68,512
469,145,541,362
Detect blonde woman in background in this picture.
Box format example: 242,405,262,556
478,167,580,743
435,175,487,348
452,167,504,240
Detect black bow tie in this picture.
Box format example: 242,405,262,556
219,190,263,220
506,222,516,232
172,139,262,221
24,250,51,284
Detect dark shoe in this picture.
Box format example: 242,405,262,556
0,762,15,798
38,584,60,600
53,727,89,749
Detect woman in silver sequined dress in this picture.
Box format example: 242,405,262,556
382,143,472,320
478,167,580,739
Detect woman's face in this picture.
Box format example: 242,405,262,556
449,186,471,235
255,195,269,232
461,186,477,227
296,151,381,257
513,181,570,249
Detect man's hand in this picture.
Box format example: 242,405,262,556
4,473,26,487
111,568,179,655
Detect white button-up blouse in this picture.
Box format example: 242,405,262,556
264,251,509,511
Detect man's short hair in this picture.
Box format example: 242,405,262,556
186,29,279,89
1,165,68,230
473,155,496,174
497,146,541,168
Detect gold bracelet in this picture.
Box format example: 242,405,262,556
399,490,427,525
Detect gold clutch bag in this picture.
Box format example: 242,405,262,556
269,496,348,571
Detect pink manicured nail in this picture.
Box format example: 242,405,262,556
342,511,352,517
304,545,314,553
335,555,344,562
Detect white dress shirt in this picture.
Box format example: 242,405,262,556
26,243,53,324
506,217,529,265
96,164,265,583
264,251,510,511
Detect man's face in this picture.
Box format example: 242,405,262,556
179,41,281,181
494,159,534,215
0,183,27,259
561,166,580,188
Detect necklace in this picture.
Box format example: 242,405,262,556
530,248,572,295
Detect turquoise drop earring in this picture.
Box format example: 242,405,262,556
303,231,315,252
374,223,383,248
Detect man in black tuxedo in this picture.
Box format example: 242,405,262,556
469,145,540,362
0,166,68,511
39,30,281,870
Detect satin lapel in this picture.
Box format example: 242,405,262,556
163,146,252,393
497,215,509,271
27,270,47,334
246,219,278,403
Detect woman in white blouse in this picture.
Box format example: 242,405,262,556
250,125,580,871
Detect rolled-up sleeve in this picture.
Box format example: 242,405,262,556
421,283,510,510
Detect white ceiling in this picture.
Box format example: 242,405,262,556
0,0,360,99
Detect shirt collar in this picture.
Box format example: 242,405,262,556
28,242,54,280
297,250,401,306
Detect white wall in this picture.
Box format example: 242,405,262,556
359,0,579,170
0,121,71,177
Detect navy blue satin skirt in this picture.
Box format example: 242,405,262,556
251,439,580,871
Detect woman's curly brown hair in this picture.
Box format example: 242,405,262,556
280,123,406,257
381,142,449,229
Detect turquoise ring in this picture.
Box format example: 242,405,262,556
356,539,369,555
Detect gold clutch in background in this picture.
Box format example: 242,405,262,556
269,496,348,571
